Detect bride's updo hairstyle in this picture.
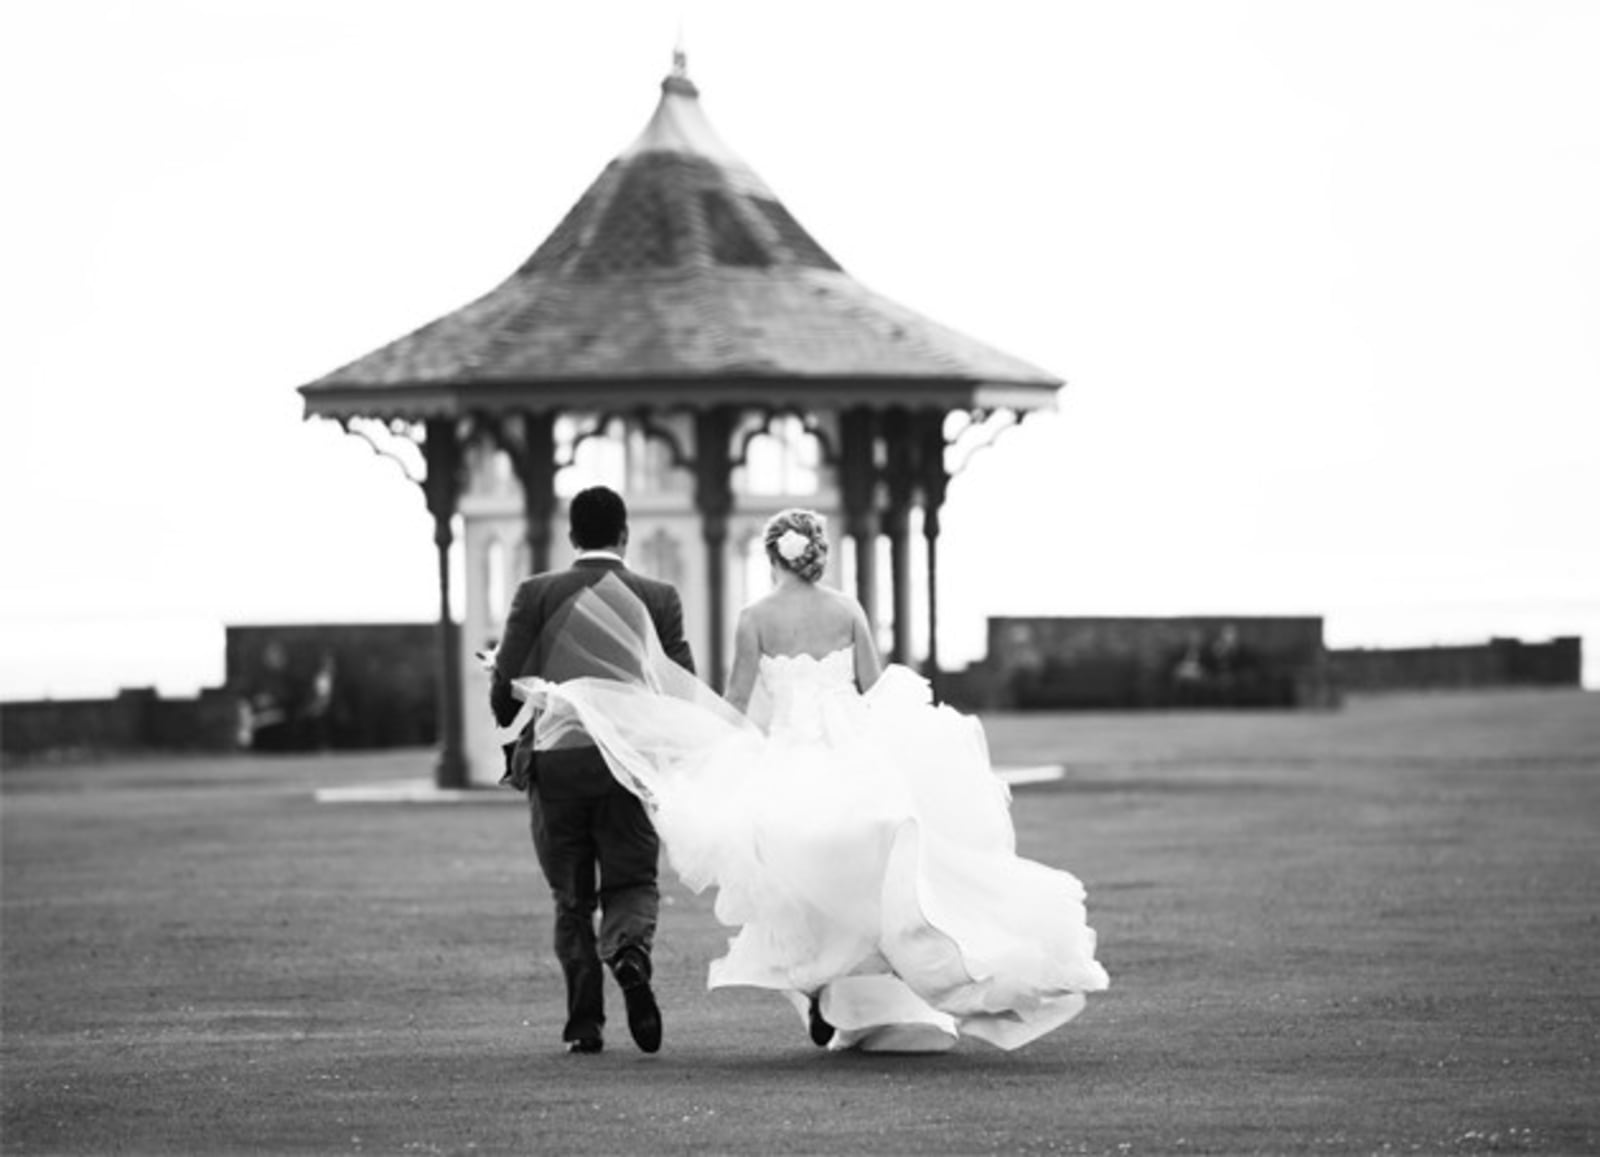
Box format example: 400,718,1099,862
763,508,829,584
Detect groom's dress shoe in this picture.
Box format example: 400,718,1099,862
612,948,662,1054
566,1037,603,1055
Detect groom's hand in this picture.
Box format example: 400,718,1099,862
661,590,695,675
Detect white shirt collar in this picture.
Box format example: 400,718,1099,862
574,549,624,564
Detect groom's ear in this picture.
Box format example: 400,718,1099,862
617,526,630,550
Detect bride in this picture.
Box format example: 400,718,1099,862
512,508,1109,1052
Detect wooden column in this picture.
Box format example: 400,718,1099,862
503,411,558,575
694,407,736,691
918,412,952,697
881,408,916,665
839,407,880,633
422,417,467,789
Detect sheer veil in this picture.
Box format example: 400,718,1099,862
505,573,755,805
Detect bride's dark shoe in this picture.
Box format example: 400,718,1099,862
807,993,835,1047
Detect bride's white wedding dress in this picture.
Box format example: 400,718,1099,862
509,576,1109,1052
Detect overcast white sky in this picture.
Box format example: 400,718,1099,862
3,0,1597,698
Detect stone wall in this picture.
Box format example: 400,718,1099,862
1,687,241,760
226,623,437,751
938,621,1583,710
3,623,439,760
943,616,1335,711
1329,636,1581,692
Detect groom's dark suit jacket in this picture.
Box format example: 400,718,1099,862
490,557,695,797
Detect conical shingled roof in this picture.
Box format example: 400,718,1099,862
300,58,1060,417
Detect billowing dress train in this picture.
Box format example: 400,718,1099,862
509,576,1109,1052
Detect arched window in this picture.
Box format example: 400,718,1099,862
623,427,691,496
490,449,515,495
636,527,686,587
740,528,771,606
740,415,820,497
557,428,626,497
485,538,508,621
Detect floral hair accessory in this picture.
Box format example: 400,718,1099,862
776,529,810,561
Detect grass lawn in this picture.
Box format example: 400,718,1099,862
3,690,1598,1155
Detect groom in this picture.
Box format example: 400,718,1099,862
490,485,695,1055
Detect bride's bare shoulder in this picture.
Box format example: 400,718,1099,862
740,586,857,639
818,585,869,622
736,593,788,637
739,592,781,621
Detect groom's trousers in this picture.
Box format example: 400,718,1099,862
526,747,659,1044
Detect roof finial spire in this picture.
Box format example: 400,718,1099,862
662,28,699,97
672,19,688,79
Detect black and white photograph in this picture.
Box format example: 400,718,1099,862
2,2,1597,1153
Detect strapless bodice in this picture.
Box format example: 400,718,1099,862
758,647,856,741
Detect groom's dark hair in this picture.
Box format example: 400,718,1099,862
569,486,628,550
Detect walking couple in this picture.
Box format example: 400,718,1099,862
489,486,1108,1056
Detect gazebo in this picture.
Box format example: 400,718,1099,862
299,54,1061,787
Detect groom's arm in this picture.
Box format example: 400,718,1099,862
655,587,695,676
490,580,540,727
